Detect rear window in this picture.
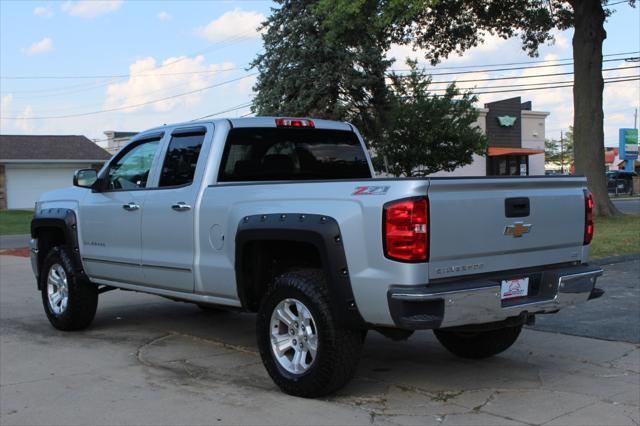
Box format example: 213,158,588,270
218,128,371,182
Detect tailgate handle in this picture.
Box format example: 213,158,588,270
505,197,530,217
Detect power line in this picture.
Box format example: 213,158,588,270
0,65,249,81
0,31,257,80
426,74,639,92
423,64,639,85
388,51,638,71
0,73,257,120
191,102,254,121
466,76,639,95
388,56,638,76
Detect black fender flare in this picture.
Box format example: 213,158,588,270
31,208,85,289
235,213,366,329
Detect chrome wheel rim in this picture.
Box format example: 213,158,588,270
270,298,318,374
47,264,69,316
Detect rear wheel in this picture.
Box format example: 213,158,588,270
256,269,363,398
434,325,522,359
40,246,98,331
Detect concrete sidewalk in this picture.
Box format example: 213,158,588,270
1,255,638,425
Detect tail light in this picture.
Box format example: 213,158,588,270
584,190,594,245
275,118,314,128
383,197,429,262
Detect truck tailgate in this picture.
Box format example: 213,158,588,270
427,177,587,280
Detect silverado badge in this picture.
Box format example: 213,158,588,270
504,222,532,238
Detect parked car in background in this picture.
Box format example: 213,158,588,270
607,170,637,195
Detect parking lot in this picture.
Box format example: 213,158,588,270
1,254,638,426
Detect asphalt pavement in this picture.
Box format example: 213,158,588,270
532,258,640,343
612,197,640,214
0,234,29,250
1,254,638,425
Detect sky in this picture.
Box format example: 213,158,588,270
0,0,638,147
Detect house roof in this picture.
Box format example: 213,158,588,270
0,135,111,161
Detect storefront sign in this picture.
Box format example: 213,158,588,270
620,128,638,160
497,116,517,127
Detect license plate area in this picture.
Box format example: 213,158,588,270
501,277,529,301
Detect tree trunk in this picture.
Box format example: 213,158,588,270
571,0,619,216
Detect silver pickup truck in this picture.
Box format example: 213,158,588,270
30,117,603,397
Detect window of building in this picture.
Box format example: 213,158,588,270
487,155,529,176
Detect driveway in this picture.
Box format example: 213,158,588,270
1,255,638,425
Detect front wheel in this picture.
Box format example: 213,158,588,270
40,246,98,331
434,325,522,359
256,269,363,398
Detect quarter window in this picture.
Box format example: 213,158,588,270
107,139,160,190
159,131,205,187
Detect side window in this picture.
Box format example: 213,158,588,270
107,139,160,190
159,131,205,187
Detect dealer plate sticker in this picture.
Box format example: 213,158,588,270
501,277,529,300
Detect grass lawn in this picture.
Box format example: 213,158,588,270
590,214,640,259
0,210,33,236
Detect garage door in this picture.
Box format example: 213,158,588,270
5,166,81,209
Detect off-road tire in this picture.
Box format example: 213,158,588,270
434,325,522,359
40,246,98,331
256,269,363,398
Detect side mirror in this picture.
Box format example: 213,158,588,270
73,169,98,188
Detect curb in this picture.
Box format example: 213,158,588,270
591,253,640,266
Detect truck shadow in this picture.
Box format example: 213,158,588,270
88,298,544,400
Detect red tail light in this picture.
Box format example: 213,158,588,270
584,190,594,245
383,197,429,262
275,118,314,128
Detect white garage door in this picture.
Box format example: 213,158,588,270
5,165,82,209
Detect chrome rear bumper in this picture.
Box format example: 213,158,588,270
388,264,603,329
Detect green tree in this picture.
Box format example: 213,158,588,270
545,127,575,173
378,61,487,177
318,0,636,215
250,0,391,146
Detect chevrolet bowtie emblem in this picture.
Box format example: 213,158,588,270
504,222,532,238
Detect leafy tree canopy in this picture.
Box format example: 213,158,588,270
379,60,487,177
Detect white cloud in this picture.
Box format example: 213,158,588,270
15,106,35,132
33,6,53,18
104,55,237,113
196,8,264,42
157,11,171,21
61,0,123,18
1,95,12,116
23,38,53,56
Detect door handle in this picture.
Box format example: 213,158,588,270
122,202,140,211
171,202,192,211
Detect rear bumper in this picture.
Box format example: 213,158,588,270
387,264,603,330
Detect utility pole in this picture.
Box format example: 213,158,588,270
634,108,638,129
560,129,564,174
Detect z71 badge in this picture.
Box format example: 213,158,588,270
352,186,390,195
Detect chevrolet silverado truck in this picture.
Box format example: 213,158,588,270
30,117,604,397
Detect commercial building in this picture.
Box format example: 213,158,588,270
430,97,548,177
